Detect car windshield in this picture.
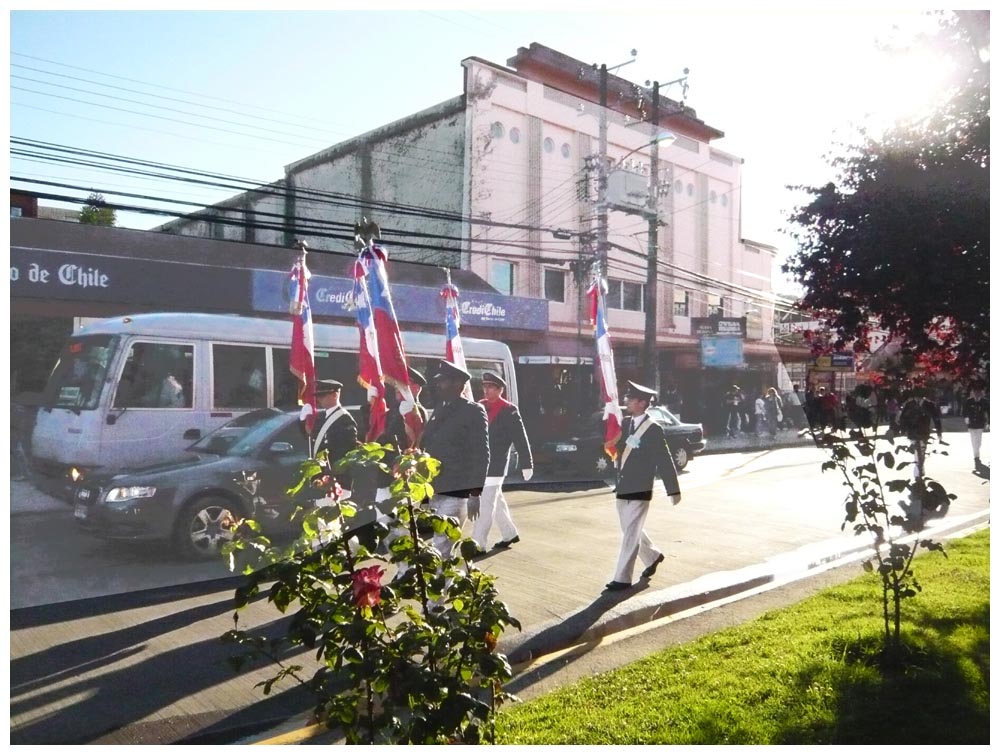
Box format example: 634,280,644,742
647,406,680,426
42,335,119,410
189,409,291,456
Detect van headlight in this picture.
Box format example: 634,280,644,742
105,486,158,503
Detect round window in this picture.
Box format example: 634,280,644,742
674,179,683,193
543,137,554,153
510,127,521,144
687,183,694,197
561,142,571,158
490,121,505,139
721,195,728,207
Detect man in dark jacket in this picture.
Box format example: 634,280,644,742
312,379,358,494
469,371,533,554
421,360,489,558
605,381,681,592
899,386,943,480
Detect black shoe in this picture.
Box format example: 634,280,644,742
603,581,631,592
469,546,488,559
494,535,520,549
641,554,665,579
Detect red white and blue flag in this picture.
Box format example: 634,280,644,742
351,258,387,441
289,255,316,434
363,244,424,447
588,275,623,459
441,281,474,402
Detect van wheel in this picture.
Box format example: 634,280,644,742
174,496,245,560
672,445,690,471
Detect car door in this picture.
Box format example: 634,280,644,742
248,419,315,533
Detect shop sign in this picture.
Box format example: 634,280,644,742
253,270,548,330
692,316,746,337
11,247,248,310
813,352,856,371
701,336,745,368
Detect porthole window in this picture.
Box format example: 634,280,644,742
561,142,571,158
490,121,505,139
674,179,683,193
721,195,728,207
543,137,554,153
710,190,718,203
687,183,694,197
510,127,521,144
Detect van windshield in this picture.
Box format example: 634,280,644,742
43,335,119,411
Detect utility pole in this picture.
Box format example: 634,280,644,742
642,81,660,389
596,63,609,277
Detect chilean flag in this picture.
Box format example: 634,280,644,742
364,245,424,447
441,282,474,402
588,276,623,459
289,256,316,434
352,259,387,441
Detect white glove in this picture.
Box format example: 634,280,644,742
467,496,480,520
399,399,415,415
669,493,682,506
367,384,380,401
522,468,533,481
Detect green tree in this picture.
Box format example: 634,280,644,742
79,192,116,226
783,11,989,379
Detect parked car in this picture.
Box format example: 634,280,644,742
534,406,707,480
72,408,323,559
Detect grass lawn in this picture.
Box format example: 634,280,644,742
496,529,990,745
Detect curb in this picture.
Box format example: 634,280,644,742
497,506,990,665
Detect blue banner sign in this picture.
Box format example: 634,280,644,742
251,270,548,331
700,336,745,368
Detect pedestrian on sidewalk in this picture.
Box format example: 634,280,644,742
964,380,989,469
420,360,490,560
469,371,533,555
722,385,743,438
763,387,783,439
604,381,681,593
898,386,943,480
754,392,767,438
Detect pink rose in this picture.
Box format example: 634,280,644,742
351,565,385,608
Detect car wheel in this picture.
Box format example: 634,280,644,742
174,495,246,560
672,444,690,471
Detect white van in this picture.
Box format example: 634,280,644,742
31,312,517,497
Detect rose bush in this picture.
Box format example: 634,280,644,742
221,440,521,744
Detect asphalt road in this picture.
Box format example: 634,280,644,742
9,433,991,744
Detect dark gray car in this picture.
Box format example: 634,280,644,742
73,409,317,559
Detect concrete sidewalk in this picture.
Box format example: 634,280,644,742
10,433,990,745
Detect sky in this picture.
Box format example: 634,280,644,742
6,4,959,291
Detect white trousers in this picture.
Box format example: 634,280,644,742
429,494,468,559
969,429,984,459
470,477,517,548
613,498,662,584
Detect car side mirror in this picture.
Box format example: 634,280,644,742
268,441,295,454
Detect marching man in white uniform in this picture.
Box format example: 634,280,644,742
605,381,682,592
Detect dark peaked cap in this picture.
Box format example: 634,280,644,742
624,380,657,402
432,359,471,383
481,371,506,389
407,366,427,387
315,379,344,395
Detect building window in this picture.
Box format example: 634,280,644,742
674,179,683,194
721,194,728,207
543,268,566,303
707,294,724,317
11,206,23,218
561,142,571,158
607,279,644,312
490,121,505,139
490,259,515,295
673,290,690,316
543,137,554,153
509,127,521,144
686,183,694,197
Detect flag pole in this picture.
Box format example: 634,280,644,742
290,238,316,454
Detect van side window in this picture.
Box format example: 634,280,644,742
271,348,302,410
114,342,194,409
314,350,366,408
213,344,267,409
